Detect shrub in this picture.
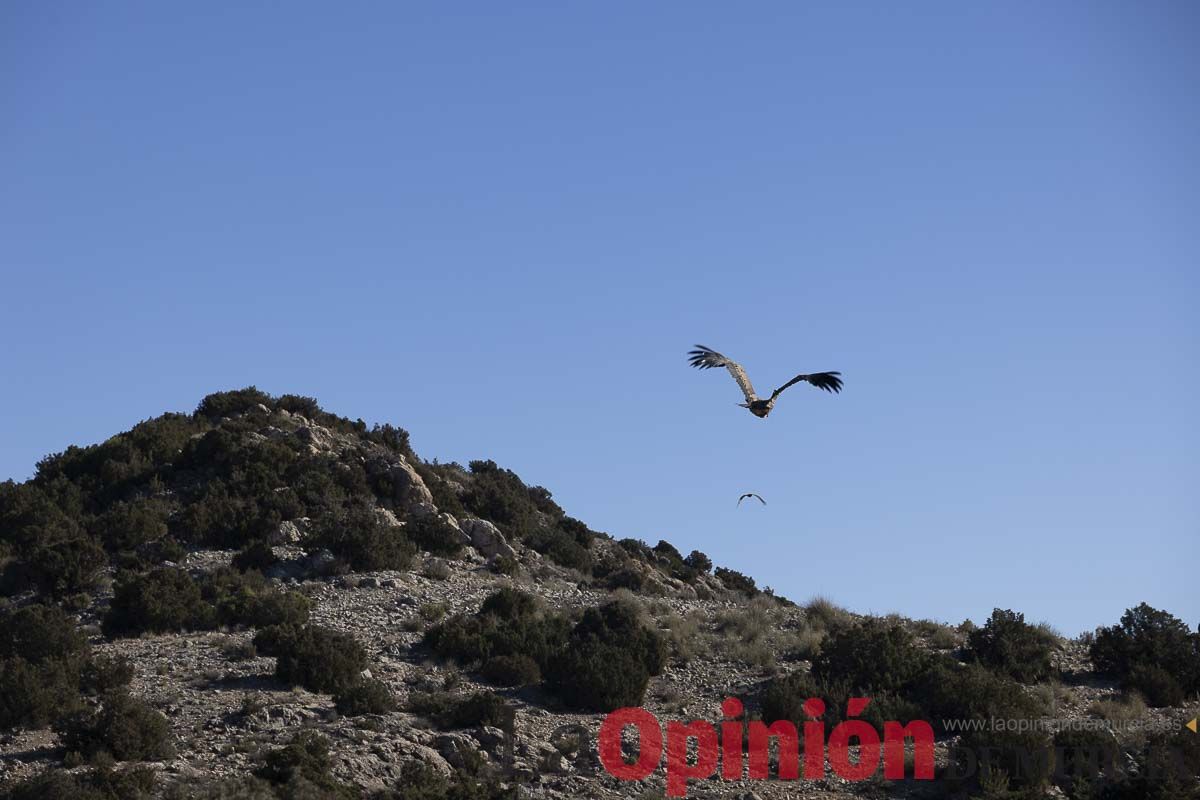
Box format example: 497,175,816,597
254,730,356,797
103,568,213,637
231,541,276,573
0,655,85,729
480,654,542,687
460,460,544,536
19,532,107,599
405,515,465,557
308,502,415,572
966,608,1056,683
80,655,134,695
812,618,930,694
409,690,514,732
683,550,712,574
252,624,367,694
334,678,397,716
488,555,519,575
195,387,273,420
1090,603,1199,705
714,567,758,596
2,766,157,800
425,588,572,670
524,526,592,573
57,690,175,761
1126,662,1185,707
203,567,311,629
546,600,666,712
91,500,170,552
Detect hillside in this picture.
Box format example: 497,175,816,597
0,389,1196,800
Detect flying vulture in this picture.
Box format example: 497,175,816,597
738,493,766,506
687,344,842,418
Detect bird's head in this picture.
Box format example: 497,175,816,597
737,402,750,409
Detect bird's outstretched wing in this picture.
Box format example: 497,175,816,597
738,493,766,506
769,371,843,400
688,345,758,403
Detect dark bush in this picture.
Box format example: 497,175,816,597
195,387,273,420
308,501,415,572
1,766,157,800
812,618,930,694
57,690,175,762
254,730,356,797
203,567,312,629
1090,603,1199,706
334,678,397,716
80,655,135,696
405,514,465,557
545,600,666,712
425,588,572,671
966,608,1056,683
603,566,645,591
103,568,213,637
91,500,170,552
253,624,367,694
524,526,592,573
409,690,515,733
714,566,758,596
0,655,84,729
1126,662,1185,707
480,654,542,687
684,550,713,574
19,532,107,599
460,460,545,536
231,541,276,573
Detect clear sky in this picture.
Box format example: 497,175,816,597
3,2,1197,635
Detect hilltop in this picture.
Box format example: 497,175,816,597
0,388,1196,799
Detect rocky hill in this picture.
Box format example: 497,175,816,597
1,389,1196,800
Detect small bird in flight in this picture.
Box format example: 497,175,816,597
687,344,843,418
738,493,766,506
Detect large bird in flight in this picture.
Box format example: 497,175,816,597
738,493,766,506
688,344,842,418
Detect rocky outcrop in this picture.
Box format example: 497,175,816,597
459,518,517,560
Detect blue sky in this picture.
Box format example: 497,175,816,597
2,2,1196,635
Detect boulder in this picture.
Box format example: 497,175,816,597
388,457,434,509
460,518,517,560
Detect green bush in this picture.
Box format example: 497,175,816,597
203,567,312,629
91,500,170,552
334,678,397,716
254,730,356,798
425,588,572,670
966,608,1056,683
460,460,548,536
231,541,277,573
1126,662,1185,707
714,566,758,596
1090,603,1199,706
524,526,592,573
812,618,930,694
18,532,107,599
1,766,157,800
545,600,666,712
103,568,213,637
408,690,515,732
684,550,712,574
480,654,542,687
195,387,274,420
405,514,465,557
80,655,135,696
253,624,367,694
308,501,415,572
57,690,175,762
